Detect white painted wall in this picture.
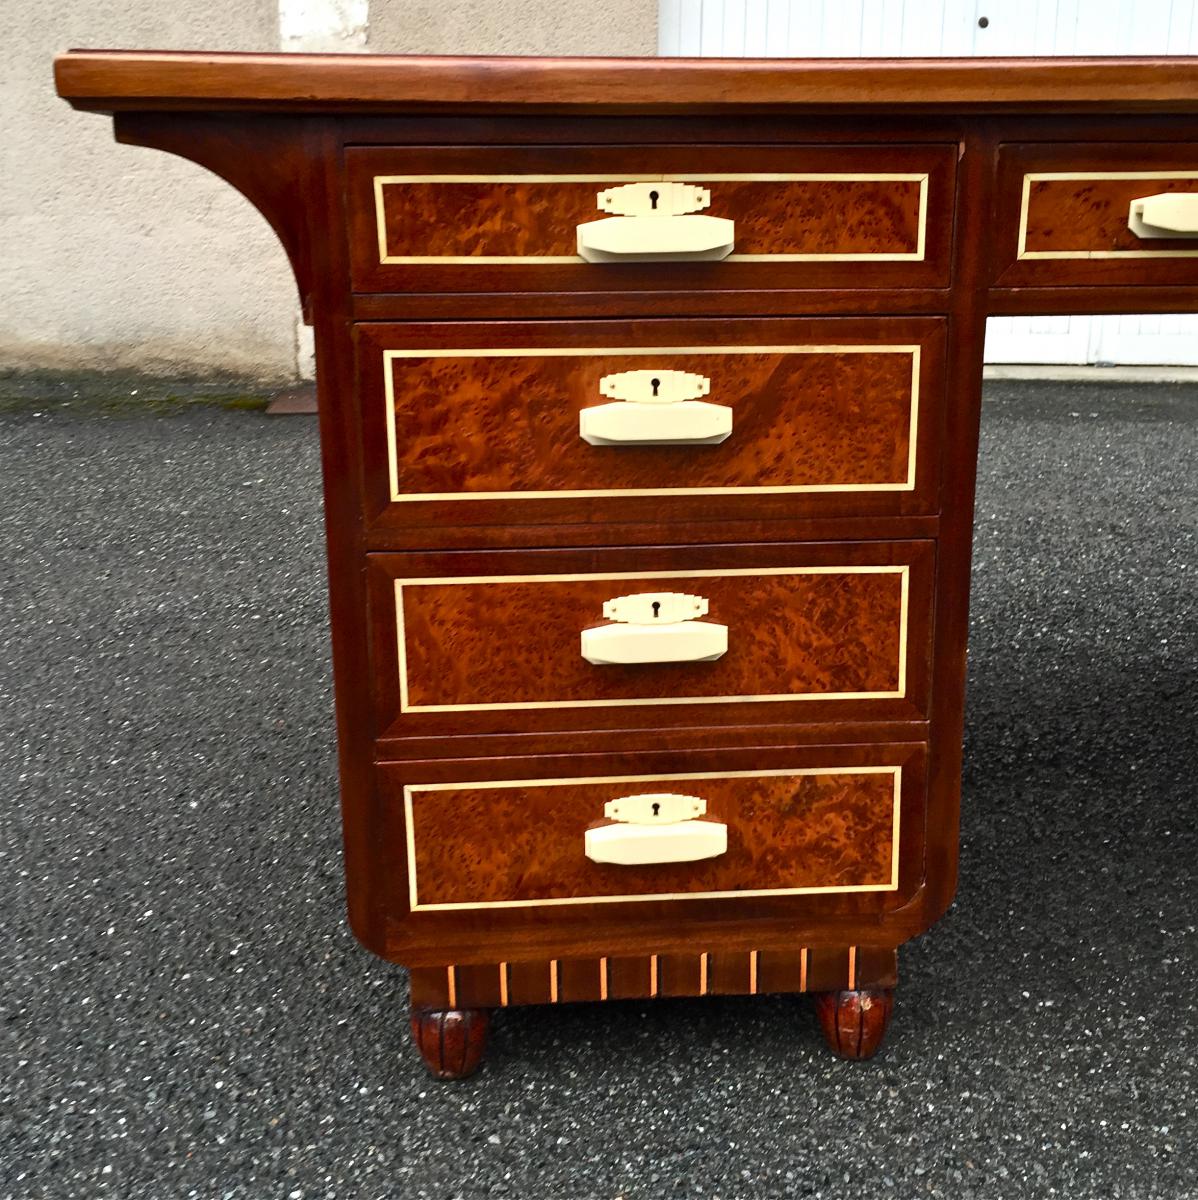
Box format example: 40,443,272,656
660,0,1198,366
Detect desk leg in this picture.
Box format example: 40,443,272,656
410,1007,491,1080
814,988,895,1060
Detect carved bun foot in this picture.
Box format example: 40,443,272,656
410,1007,490,1080
814,988,894,1060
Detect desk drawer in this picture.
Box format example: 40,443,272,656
357,317,944,535
368,541,933,741
396,762,910,913
375,742,927,944
996,143,1198,286
346,144,955,296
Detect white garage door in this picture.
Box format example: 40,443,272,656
659,0,1198,366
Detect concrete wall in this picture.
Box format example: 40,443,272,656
369,0,656,55
2,2,656,384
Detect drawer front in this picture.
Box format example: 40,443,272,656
346,145,955,295
357,318,944,535
405,767,900,911
375,742,927,936
369,541,933,742
996,143,1198,286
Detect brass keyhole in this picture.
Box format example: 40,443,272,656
651,802,661,817
650,377,661,396
651,601,661,618
649,189,660,210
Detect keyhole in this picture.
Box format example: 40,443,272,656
649,189,660,210
651,802,661,817
651,601,661,619
650,377,661,397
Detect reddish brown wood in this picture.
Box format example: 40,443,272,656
373,745,927,966
54,52,1198,115
410,1008,490,1080
814,988,895,1060
406,768,899,908
346,144,955,295
403,570,901,708
994,142,1198,289
355,317,944,536
367,541,935,740
411,947,895,1008
372,173,923,259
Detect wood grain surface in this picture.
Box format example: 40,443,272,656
408,946,898,1008
397,568,905,709
345,145,955,294
995,142,1198,287
369,541,934,739
55,52,1198,115
1023,174,1198,254
356,317,945,539
380,344,916,497
372,177,924,260
405,767,899,909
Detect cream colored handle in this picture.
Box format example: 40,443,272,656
585,819,727,865
581,591,728,665
1128,193,1198,238
580,399,732,446
577,183,734,262
577,214,736,262
580,620,728,664
580,368,732,445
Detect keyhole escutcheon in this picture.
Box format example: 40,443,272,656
649,189,660,210
651,601,661,618
651,802,661,817
650,377,661,397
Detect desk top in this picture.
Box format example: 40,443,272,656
54,51,1198,116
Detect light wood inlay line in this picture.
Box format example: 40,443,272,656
749,950,758,995
699,952,709,996
498,962,509,1007
446,964,457,1009
373,173,930,264
1017,171,1198,259
599,957,608,1001
549,959,559,1003
650,955,659,997
382,343,921,503
800,948,808,993
848,945,858,990
394,566,910,715
403,766,903,912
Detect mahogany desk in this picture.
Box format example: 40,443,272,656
56,52,1198,1078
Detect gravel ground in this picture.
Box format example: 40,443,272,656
1,377,1195,1200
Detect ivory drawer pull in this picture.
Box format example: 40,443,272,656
1128,193,1198,238
584,793,728,865
580,368,732,446
580,591,728,665
576,181,735,263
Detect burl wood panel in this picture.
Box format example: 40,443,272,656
995,143,1198,287
373,177,923,259
345,145,956,293
408,947,898,1008
1023,174,1198,254
356,317,945,539
406,768,899,909
380,346,916,498
397,568,905,711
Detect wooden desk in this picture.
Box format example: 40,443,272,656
56,52,1198,1078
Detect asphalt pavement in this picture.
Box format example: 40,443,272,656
2,375,1195,1199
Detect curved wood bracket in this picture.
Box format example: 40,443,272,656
113,112,324,323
